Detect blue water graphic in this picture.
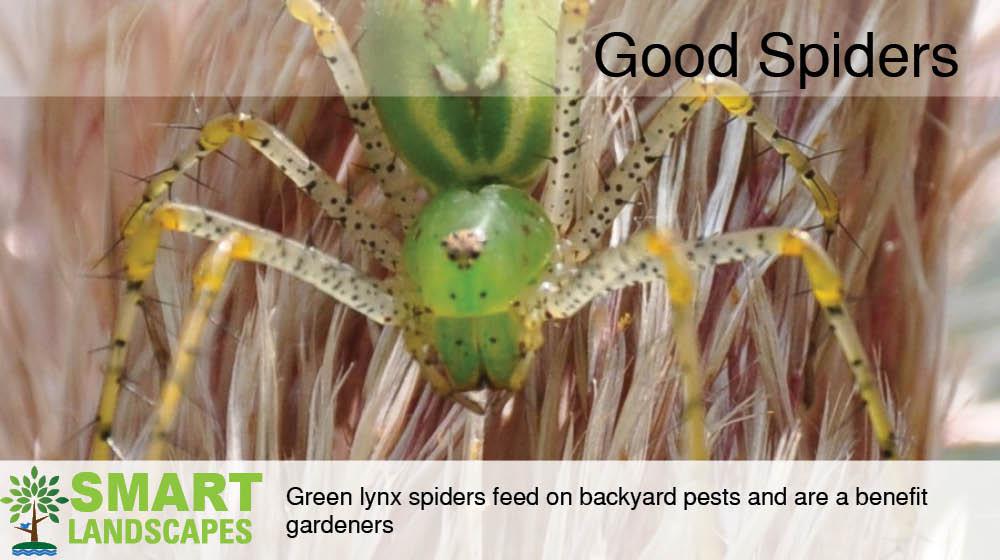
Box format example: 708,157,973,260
12,551,57,557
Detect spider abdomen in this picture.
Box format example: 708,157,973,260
372,96,554,191
360,0,559,192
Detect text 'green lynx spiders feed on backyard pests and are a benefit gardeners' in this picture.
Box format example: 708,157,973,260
90,0,897,461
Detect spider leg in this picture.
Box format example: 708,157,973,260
286,0,418,227
683,228,894,458
541,229,707,459
542,227,897,459
91,203,396,460
122,112,400,271
541,0,589,231
145,233,239,460
566,76,842,260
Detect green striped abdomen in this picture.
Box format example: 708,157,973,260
360,0,558,193
373,96,554,191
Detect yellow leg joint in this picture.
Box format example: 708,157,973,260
563,0,590,21
199,114,240,147
286,0,326,28
644,230,695,305
699,76,754,115
229,232,256,261
154,205,182,230
780,231,844,308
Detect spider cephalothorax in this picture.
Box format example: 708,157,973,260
400,185,556,392
91,0,897,460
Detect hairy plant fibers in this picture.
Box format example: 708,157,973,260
0,0,988,460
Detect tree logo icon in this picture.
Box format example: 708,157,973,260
2,467,66,557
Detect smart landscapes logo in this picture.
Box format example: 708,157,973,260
4,467,263,555
3,467,65,557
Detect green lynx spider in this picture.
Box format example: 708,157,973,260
91,0,896,460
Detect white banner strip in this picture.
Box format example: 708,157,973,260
0,461,994,559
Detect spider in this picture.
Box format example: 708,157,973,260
90,0,896,460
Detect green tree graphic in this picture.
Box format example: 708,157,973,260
2,467,67,543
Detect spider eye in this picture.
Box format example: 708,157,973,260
442,228,487,270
